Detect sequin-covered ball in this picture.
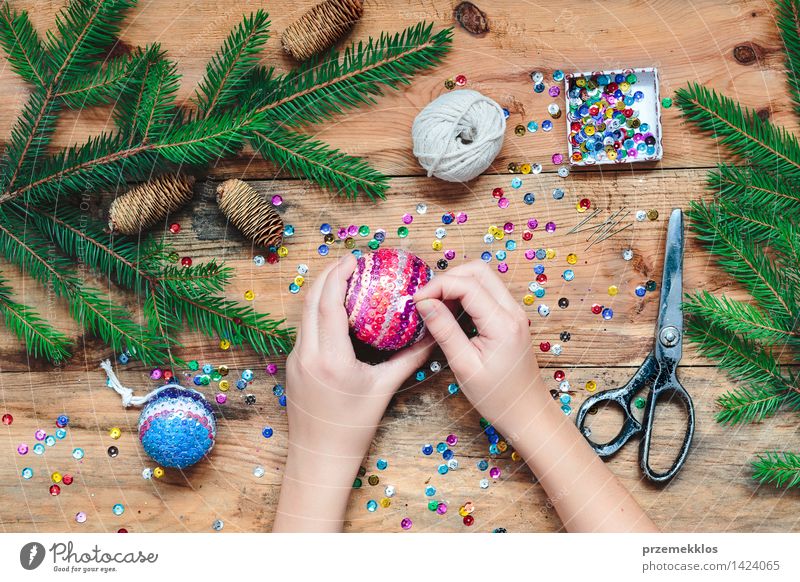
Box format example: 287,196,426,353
345,249,432,351
138,385,216,469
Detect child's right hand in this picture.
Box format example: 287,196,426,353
412,261,551,440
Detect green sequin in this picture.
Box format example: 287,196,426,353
358,225,370,236
368,239,380,250
634,397,646,409
353,477,362,488
661,97,673,108
188,360,199,371
397,226,409,238
428,500,439,511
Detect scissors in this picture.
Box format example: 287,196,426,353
575,208,695,483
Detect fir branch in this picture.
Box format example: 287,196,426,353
194,9,270,119
251,23,453,127
710,164,800,217
0,2,48,86
45,0,136,82
675,83,800,180
250,127,388,199
118,54,180,142
686,316,794,396
717,198,800,268
55,51,139,108
166,292,294,355
0,270,72,362
14,202,164,291
777,0,800,116
0,209,167,362
685,290,800,344
154,109,258,165
753,451,800,488
688,200,799,325
1,87,60,191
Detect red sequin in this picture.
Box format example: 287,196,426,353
554,370,565,381
536,273,547,284
579,198,591,209
180,256,192,267
169,223,181,234
463,515,474,526
540,341,551,352
492,188,504,199
522,231,532,241
49,484,61,496
591,304,603,315
1,413,12,425
62,474,73,485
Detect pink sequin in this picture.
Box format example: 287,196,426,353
489,467,501,479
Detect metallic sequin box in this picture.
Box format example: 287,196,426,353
564,67,663,166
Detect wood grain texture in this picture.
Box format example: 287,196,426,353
0,0,796,177
1,0,797,533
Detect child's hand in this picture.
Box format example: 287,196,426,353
412,261,550,440
414,261,658,533
275,254,433,531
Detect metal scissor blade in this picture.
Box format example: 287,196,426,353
655,209,684,361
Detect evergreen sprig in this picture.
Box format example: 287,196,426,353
676,0,800,487
0,0,451,364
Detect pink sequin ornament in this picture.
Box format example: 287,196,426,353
489,467,501,479
401,517,413,530
266,363,278,375
344,249,432,351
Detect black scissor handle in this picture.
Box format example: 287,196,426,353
639,370,695,483
575,385,643,457
575,352,657,457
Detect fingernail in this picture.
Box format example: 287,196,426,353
414,299,435,319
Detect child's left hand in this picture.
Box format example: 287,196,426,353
274,254,433,531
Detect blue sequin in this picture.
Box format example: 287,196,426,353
289,282,300,294
533,82,545,93
502,108,510,118
202,364,213,374
377,459,388,470
481,251,492,262
422,444,434,456
552,188,565,200
535,249,547,260
527,121,538,133
57,415,69,427
272,384,285,397
442,214,454,225
56,428,67,439
553,69,564,81
489,443,499,455
505,240,516,251
262,427,273,438
425,485,436,496
635,285,646,297
542,120,553,131
278,394,287,407
495,250,507,261
320,223,332,235
317,244,329,256
602,307,614,320
242,369,254,381
436,442,447,453
448,383,459,395
488,433,499,445
442,449,454,461
118,353,129,365
511,177,522,189
366,499,378,512
534,288,545,298
523,192,535,205
477,459,489,471
562,269,575,281
534,264,545,275
415,370,426,382
438,464,449,475
236,379,247,390
374,231,386,243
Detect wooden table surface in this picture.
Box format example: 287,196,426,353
1,0,798,533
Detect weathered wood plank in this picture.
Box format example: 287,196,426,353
0,0,795,179
0,365,795,533
0,170,758,369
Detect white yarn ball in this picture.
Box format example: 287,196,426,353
412,89,506,183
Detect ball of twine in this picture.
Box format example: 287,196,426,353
108,173,195,234
411,89,506,183
281,0,364,61
216,179,284,248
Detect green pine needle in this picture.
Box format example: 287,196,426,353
675,83,800,180
194,9,270,118
250,127,389,199
753,451,800,488
0,270,72,362
777,0,800,116
0,2,48,86
253,23,453,127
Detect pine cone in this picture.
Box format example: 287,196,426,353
281,0,364,61
216,179,284,248
108,174,195,234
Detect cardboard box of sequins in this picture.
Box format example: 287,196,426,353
564,67,663,166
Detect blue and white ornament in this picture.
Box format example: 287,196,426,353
100,360,216,469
